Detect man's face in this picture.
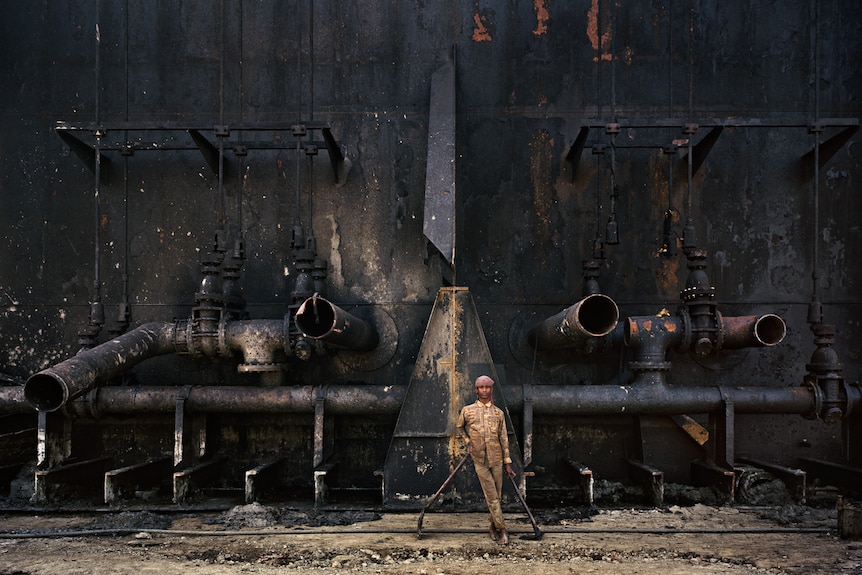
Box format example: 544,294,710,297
475,382,493,403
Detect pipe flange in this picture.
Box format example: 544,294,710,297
714,310,725,350
86,385,103,420
842,381,856,418
676,310,692,352
217,315,231,358
184,319,197,358
802,376,822,420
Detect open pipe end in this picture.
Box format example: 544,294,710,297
24,372,69,412
754,314,787,346
577,293,620,337
295,296,379,351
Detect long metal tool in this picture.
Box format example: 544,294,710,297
416,453,470,538
508,473,544,540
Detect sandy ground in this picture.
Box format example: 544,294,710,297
0,504,860,575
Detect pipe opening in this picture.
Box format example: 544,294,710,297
295,298,337,338
294,296,379,351
579,294,620,337
754,314,787,346
24,373,67,412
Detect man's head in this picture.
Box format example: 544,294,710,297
474,375,494,402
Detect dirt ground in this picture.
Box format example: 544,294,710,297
0,503,860,575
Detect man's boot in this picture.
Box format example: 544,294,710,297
497,527,509,545
488,522,498,541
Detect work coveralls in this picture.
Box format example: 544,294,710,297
456,400,512,530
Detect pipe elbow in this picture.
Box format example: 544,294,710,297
24,322,178,412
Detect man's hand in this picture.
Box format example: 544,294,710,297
505,463,515,478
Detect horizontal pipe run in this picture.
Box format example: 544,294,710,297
66,385,405,416
1,382,853,418
520,384,818,415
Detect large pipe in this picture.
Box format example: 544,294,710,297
528,293,620,350
719,313,787,349
5,382,857,419
24,322,180,412
23,303,380,412
294,295,379,351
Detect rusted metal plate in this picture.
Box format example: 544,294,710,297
423,60,457,265
382,287,522,509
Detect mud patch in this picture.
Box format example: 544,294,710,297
211,502,382,529
85,510,175,531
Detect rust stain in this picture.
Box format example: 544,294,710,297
471,11,492,42
449,290,465,426
532,0,549,36
664,319,677,332
529,130,555,256
656,256,681,296
100,213,108,231
586,0,612,61
642,319,652,332
679,420,709,445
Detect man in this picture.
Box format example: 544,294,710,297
456,374,516,545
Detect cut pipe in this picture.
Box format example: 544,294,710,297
24,322,179,412
719,313,787,349
295,295,379,351
528,293,620,350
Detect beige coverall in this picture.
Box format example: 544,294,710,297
456,400,512,530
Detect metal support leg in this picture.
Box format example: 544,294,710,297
710,399,735,468
33,411,72,502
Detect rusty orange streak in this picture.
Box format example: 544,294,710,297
533,0,549,36
586,0,613,61
472,12,491,42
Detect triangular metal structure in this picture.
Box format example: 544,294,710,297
382,287,522,510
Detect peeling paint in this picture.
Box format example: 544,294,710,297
471,11,491,42
586,0,612,61
533,0,549,36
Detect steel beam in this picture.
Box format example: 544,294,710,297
104,458,172,504
798,458,862,495
565,459,594,507
691,460,735,503
737,457,806,503
627,459,664,507
173,458,225,504
245,458,287,504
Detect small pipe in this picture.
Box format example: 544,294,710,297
294,295,379,351
719,313,787,349
528,294,619,350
